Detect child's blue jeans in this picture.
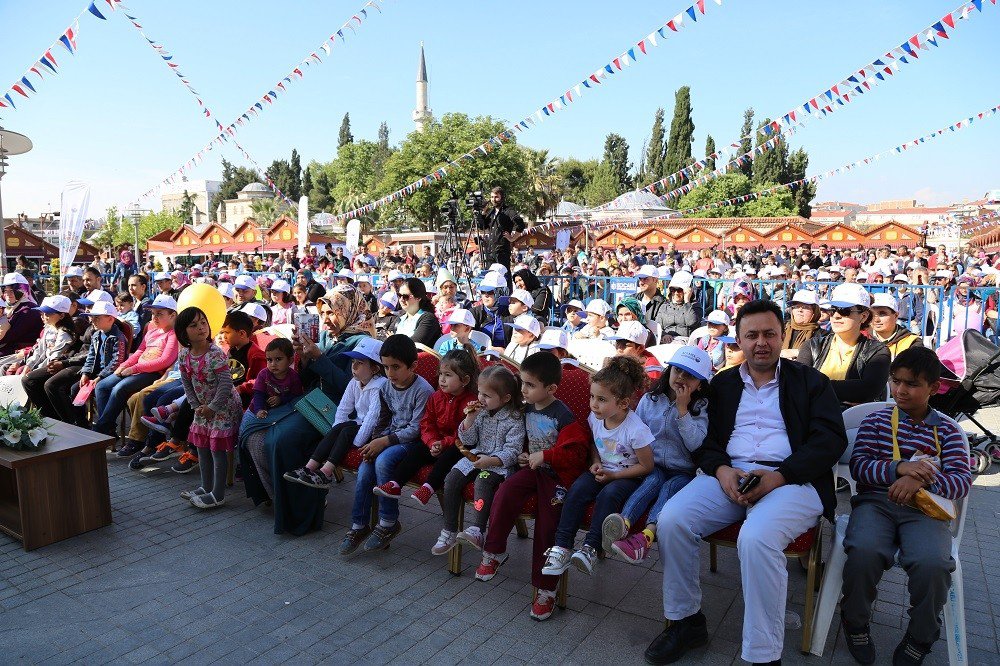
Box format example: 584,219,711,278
620,467,694,527
351,442,418,526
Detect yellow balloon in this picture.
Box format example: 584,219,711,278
176,283,227,336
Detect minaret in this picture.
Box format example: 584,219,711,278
412,42,432,132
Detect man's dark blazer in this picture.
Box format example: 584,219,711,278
693,359,848,520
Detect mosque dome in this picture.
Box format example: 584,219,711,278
605,190,670,210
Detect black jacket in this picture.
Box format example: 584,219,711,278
798,333,890,407
633,290,667,323
479,206,524,265
694,360,848,520
393,310,442,348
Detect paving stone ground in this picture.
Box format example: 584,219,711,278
2,409,1000,665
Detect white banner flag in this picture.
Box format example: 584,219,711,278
59,181,91,288
346,219,361,254
297,195,309,259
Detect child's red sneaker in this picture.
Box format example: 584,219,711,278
372,481,400,498
530,589,556,621
475,551,509,581
410,484,434,506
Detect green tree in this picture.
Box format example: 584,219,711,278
308,166,335,212
602,133,632,194
339,113,354,148
301,165,313,203
249,198,280,228
675,172,749,218
377,112,529,230
741,182,797,217
178,190,196,223
663,86,696,182
210,159,258,220
786,147,815,217
522,147,562,221
555,158,598,203
640,108,666,185
374,121,393,184
582,161,621,206
704,134,717,172
265,149,302,200
331,140,382,203
100,209,184,249
89,207,122,248
752,118,787,187
738,107,754,178
289,149,302,199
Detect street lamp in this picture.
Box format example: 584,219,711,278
0,128,33,273
128,202,142,269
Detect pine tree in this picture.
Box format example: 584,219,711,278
738,107,754,178
338,113,354,148
301,166,313,204
377,122,390,153
662,87,696,182
289,149,302,199
642,108,666,185
704,134,717,172
374,121,392,182
602,133,632,194
786,147,815,217
752,118,785,186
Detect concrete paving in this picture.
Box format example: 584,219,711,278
2,409,1000,665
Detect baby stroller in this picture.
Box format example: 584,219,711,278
930,329,1000,474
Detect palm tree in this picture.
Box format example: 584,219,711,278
522,147,562,222
249,197,280,228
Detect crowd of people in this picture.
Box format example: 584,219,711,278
0,237,982,665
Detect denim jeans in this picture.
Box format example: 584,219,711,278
94,372,159,435
621,467,694,527
554,471,640,550
143,382,186,447
351,442,415,526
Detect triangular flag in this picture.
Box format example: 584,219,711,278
88,2,107,19
20,77,36,93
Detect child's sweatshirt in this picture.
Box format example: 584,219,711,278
119,325,178,374
421,388,478,450
851,406,971,500
335,375,388,447
23,325,74,371
376,375,435,446
454,404,525,477
634,393,709,473
81,323,128,379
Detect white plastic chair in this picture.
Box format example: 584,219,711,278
810,402,969,665
566,338,616,372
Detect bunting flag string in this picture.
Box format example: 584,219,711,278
531,102,1000,236
0,1,121,116
329,0,727,224
601,0,995,210
116,4,294,206
136,0,387,202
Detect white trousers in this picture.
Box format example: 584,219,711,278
657,472,823,663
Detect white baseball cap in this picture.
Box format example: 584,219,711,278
585,299,612,317
79,289,113,306
562,299,585,314
892,274,910,284
446,308,475,327
270,279,291,294
510,314,541,337
609,320,648,346
536,328,569,351
379,291,399,310
234,275,258,290
342,337,384,365
387,269,406,282
829,283,871,309
817,271,832,281
704,310,731,326
64,266,84,278
819,298,833,311
82,301,121,318
509,289,535,309
35,295,72,314
217,282,236,300
789,290,818,306
337,268,356,282
153,272,171,282
2,272,29,287
635,265,659,280
147,294,178,311
489,263,509,276
934,269,953,279
871,293,898,313
478,272,505,292
666,345,713,381
355,274,371,284
668,270,693,290
240,302,268,322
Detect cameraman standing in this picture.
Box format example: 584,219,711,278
478,186,525,287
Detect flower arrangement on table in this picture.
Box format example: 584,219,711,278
0,403,49,451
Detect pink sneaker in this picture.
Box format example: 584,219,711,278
611,532,650,564
372,482,400,498
150,403,179,424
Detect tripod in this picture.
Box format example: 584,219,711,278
438,200,479,299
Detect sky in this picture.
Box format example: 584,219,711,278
1,0,999,220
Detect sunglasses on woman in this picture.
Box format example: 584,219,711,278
832,305,862,317
398,293,413,301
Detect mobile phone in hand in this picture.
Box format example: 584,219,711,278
737,473,761,494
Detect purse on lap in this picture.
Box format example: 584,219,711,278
295,387,338,434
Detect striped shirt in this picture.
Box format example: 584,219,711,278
850,406,971,500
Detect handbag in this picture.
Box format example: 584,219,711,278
890,407,956,521
295,387,339,435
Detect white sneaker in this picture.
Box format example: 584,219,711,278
570,545,597,576
431,530,457,556
456,528,484,551
540,546,574,576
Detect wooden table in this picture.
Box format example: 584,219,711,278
0,419,113,551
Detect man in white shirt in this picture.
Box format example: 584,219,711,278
645,300,846,665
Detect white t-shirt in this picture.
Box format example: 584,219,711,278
588,411,655,473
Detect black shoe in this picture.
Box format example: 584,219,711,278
893,633,932,665
128,452,150,471
115,440,142,458
842,617,876,665
644,612,709,665
752,661,781,666
363,521,402,552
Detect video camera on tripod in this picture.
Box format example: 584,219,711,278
437,185,486,294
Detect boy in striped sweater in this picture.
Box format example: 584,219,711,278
841,347,972,666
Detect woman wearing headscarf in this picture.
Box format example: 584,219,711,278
391,277,442,347
779,289,823,360
946,274,983,342
0,273,43,358
112,249,136,293
239,285,374,535
296,268,327,304
513,268,553,325
616,296,657,347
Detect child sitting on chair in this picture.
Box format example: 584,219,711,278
840,346,972,666
503,315,540,364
